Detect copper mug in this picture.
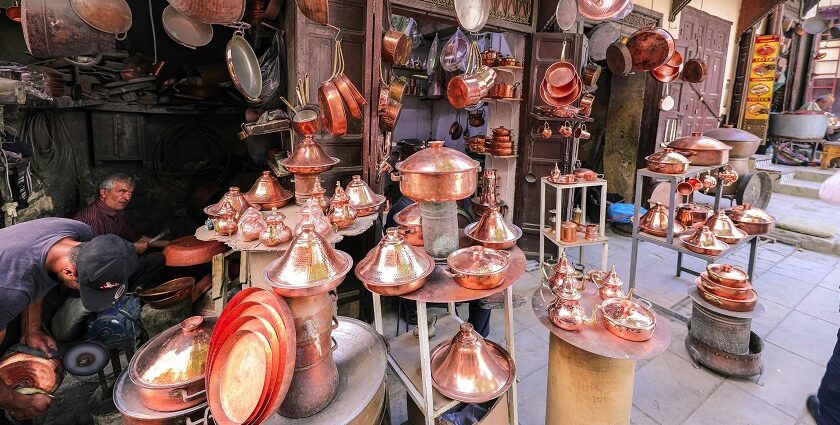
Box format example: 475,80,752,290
579,93,595,110
719,165,738,187
559,121,573,138
702,174,717,189
584,224,598,241
539,122,552,138
574,123,590,140
687,178,703,191
677,181,694,196
560,221,577,242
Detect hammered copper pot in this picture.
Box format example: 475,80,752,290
666,132,733,166
464,205,522,249
446,246,510,290
645,148,690,174
696,276,753,301
598,295,656,341
244,171,293,209
264,225,353,297
705,263,750,288
345,175,386,216
725,203,775,235
626,26,675,71
355,228,435,296
394,141,480,202
394,202,423,246
382,29,412,65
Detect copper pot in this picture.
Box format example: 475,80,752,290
382,29,412,65
355,228,434,296
491,147,514,156
114,372,208,425
493,135,511,143
464,205,523,249
492,142,514,151
638,202,686,237
666,132,732,166
291,108,322,135
344,175,386,216
725,203,775,235
705,264,750,288
695,280,758,312
244,171,293,209
645,148,690,174
492,126,511,136
680,226,729,255
498,56,517,67
278,343,339,418
446,246,510,290
0,352,64,395
560,221,577,242
129,317,215,412
598,294,656,341
581,63,602,87
393,141,480,202
491,82,516,98
627,26,675,71
204,187,253,218
675,203,713,227
696,276,753,301
394,202,423,246
573,168,602,181
447,73,484,109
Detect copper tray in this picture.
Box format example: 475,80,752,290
163,236,225,267
207,329,272,424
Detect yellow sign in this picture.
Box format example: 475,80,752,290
743,35,780,138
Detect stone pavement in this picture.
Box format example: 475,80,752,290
382,230,839,425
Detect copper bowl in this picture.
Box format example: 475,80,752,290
705,264,750,288
598,297,656,342
139,277,195,301
696,276,753,301
0,352,64,395
145,286,193,309
394,203,423,247
163,236,226,267
725,203,775,235
446,246,510,290
695,280,758,312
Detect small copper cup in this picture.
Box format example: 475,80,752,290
559,121,573,138
560,221,577,242
540,122,552,138
677,181,694,196
574,123,590,140
687,178,703,191
584,224,598,241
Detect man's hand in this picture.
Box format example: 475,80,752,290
21,330,57,357
0,384,51,420
134,240,150,254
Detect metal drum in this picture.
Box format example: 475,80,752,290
22,0,116,58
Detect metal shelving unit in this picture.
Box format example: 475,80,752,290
539,177,609,272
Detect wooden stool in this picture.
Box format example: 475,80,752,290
821,142,840,169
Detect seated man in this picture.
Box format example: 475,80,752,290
75,173,170,291
0,218,137,420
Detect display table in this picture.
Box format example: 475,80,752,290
531,286,670,425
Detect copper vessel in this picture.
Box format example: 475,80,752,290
214,201,238,236
295,198,332,237
548,284,597,332
278,349,339,418
309,179,330,213
696,276,754,301
464,205,523,250
280,135,340,203
547,163,563,183
345,175,386,216
725,203,775,235
355,228,435,296
382,29,412,65
584,224,598,240
204,187,253,218
430,323,515,403
695,280,758,312
260,208,293,246
588,266,626,300
265,225,353,297
168,0,245,24
114,371,208,425
0,352,64,395
542,252,581,290
706,263,750,288
394,141,479,202
638,202,686,237
163,236,225,267
598,293,657,341
244,171,293,210
560,221,577,242
129,316,215,412
645,148,690,174
394,202,423,246
666,132,733,166
703,210,748,243
237,207,266,242
207,328,273,424
675,203,713,227
70,0,132,35
327,182,357,229
446,246,509,290
626,26,675,71
680,226,729,255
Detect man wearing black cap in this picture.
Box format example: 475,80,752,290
0,218,138,420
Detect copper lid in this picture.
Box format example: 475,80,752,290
681,226,729,251
244,171,293,207
204,187,254,217
645,148,690,164
430,323,515,403
639,202,686,235
447,246,509,276
667,133,733,151
264,225,353,292
704,210,748,241
294,198,332,236
396,141,480,175
355,228,434,285
129,316,215,387
331,181,350,204
602,265,624,288
553,272,582,301
706,263,749,285
394,202,421,227
464,206,522,245
345,175,386,210
547,252,576,288
702,125,761,143
726,203,775,224
280,137,340,170
265,207,287,226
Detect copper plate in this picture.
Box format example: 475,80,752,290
207,329,271,424
163,236,226,267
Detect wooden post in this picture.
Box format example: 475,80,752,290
545,334,636,425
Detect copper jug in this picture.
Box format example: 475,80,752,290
327,182,357,229
214,201,238,236
548,280,596,332
259,208,292,246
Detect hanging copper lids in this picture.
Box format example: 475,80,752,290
0,352,64,395
680,226,729,255
703,210,748,243
638,202,686,237
345,175,386,216
204,187,254,217
430,323,515,403
464,205,523,249
244,171,294,210
264,225,353,296
666,133,733,151
279,137,340,174
129,316,216,412
702,126,761,143
355,228,434,286
394,202,422,227
706,263,749,287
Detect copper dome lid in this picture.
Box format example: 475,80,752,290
279,137,340,174
680,226,729,253
703,210,748,243
244,171,293,209
702,125,761,143
345,175,386,211
706,263,749,285
645,148,690,164
726,203,775,224
464,205,522,247
545,251,577,289
204,187,254,217
264,225,352,296
601,266,624,288
129,316,215,387
430,323,515,403
667,132,733,151
638,202,686,236
396,141,480,175
355,228,434,286
394,202,421,227
447,245,509,276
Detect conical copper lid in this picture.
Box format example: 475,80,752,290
546,252,576,289
704,210,748,243
330,181,350,205
465,205,522,245
602,265,624,288
129,316,215,387
396,141,479,174
294,198,332,236
355,228,434,286
244,172,294,209
430,323,515,403
638,202,686,236
681,226,729,252
204,187,254,217
726,203,775,224
345,175,386,210
394,202,421,227
554,271,582,301
264,225,353,295
280,136,340,174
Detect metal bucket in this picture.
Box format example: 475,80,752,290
22,0,116,58
689,301,752,355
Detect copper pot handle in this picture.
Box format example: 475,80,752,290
443,268,463,279
390,171,402,182
171,388,206,402
331,315,339,331
636,298,653,311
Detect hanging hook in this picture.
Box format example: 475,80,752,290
327,24,342,41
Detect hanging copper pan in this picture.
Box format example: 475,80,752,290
69,0,132,37
332,43,362,119
545,61,577,88
226,30,262,101
319,80,348,136
577,0,632,20
606,37,632,76
683,58,708,83
626,26,675,71
296,0,328,25
382,29,412,65
544,76,579,98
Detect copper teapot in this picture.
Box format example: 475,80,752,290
327,182,357,229
592,265,625,300
260,208,293,246
541,252,581,290
548,285,596,331
214,201,238,236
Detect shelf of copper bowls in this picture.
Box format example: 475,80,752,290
344,175,386,217
205,288,296,424
264,225,353,297
531,285,670,360
243,171,294,210
724,203,775,235
0,351,64,396
355,228,435,296
464,205,523,250
394,202,423,247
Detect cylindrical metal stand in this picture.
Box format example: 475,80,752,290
419,201,459,259
546,334,635,425
293,174,320,205
689,302,752,354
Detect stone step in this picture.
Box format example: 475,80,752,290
794,168,835,183
756,163,795,184
773,177,822,199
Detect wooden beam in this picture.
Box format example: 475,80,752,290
736,0,787,36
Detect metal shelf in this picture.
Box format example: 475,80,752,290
634,232,757,263
542,230,609,248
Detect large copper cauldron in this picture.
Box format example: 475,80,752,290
393,141,480,202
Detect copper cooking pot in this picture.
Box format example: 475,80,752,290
447,73,483,109
627,26,675,71
675,203,712,227
695,280,758,312
244,171,293,209
382,29,411,65
572,167,603,181
705,263,750,288
393,141,480,202
446,246,510,290
606,37,632,76
129,317,215,412
114,371,208,425
645,148,690,174
394,202,423,246
666,132,732,166
696,275,753,301
355,228,434,296
724,203,775,235
598,293,656,341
